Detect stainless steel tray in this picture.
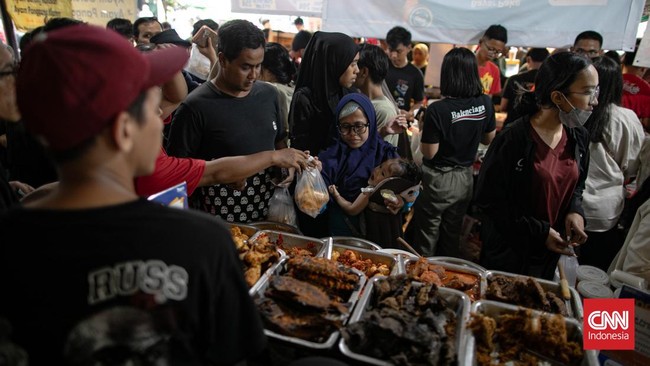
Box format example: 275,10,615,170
485,270,583,320
247,250,287,296
229,223,286,295
329,244,400,277
428,256,487,273
465,300,598,366
252,256,367,349
328,236,383,251
250,230,329,258
339,276,471,365
402,257,487,301
228,222,258,239
249,220,302,234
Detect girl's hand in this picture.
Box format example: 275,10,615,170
545,227,576,256
565,212,587,246
328,185,340,198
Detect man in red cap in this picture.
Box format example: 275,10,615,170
0,25,266,365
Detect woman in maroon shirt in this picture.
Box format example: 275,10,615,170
475,52,596,279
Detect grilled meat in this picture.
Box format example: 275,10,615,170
267,275,348,314
287,256,358,294
257,297,342,342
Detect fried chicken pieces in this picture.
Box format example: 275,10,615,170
332,249,390,278
230,228,280,287
408,258,482,301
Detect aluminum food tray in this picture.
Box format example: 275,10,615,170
401,257,487,301
229,223,286,295
249,221,302,234
329,244,400,277
251,230,329,258
252,256,367,349
228,222,259,239
328,236,383,251
339,276,471,365
465,300,598,366
428,256,487,273
485,270,583,320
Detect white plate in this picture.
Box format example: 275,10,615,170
377,248,418,258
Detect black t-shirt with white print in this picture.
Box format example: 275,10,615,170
0,199,266,365
421,94,496,168
167,81,286,223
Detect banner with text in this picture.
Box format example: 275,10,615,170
322,0,644,51
7,0,137,32
231,0,322,17
71,0,137,27
7,0,73,31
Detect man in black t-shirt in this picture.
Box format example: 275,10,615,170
0,25,265,365
500,48,549,126
384,26,425,121
167,20,289,223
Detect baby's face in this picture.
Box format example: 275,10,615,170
369,161,397,186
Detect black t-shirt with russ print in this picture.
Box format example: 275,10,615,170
0,199,266,365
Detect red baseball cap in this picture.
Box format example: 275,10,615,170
17,24,189,152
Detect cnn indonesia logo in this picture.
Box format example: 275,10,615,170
584,299,635,350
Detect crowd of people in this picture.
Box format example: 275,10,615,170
0,13,649,365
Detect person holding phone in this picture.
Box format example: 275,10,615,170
186,19,219,82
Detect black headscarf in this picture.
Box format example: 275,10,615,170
295,31,358,119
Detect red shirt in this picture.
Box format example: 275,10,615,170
478,61,501,96
530,127,578,227
135,148,206,197
622,73,650,119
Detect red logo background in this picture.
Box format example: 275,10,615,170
583,298,635,350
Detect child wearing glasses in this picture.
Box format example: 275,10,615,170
316,93,406,244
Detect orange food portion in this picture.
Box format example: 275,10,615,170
407,258,481,301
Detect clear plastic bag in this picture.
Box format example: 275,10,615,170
559,249,579,287
294,167,329,218
267,186,297,226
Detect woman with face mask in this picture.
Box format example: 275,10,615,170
475,52,596,280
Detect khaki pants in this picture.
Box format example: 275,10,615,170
408,165,473,257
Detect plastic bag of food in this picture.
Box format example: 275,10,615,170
294,167,329,217
267,186,297,226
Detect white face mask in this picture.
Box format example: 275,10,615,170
557,93,592,128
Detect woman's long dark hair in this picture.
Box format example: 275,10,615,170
584,56,622,143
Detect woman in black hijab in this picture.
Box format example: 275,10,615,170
289,31,359,156
288,31,359,237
